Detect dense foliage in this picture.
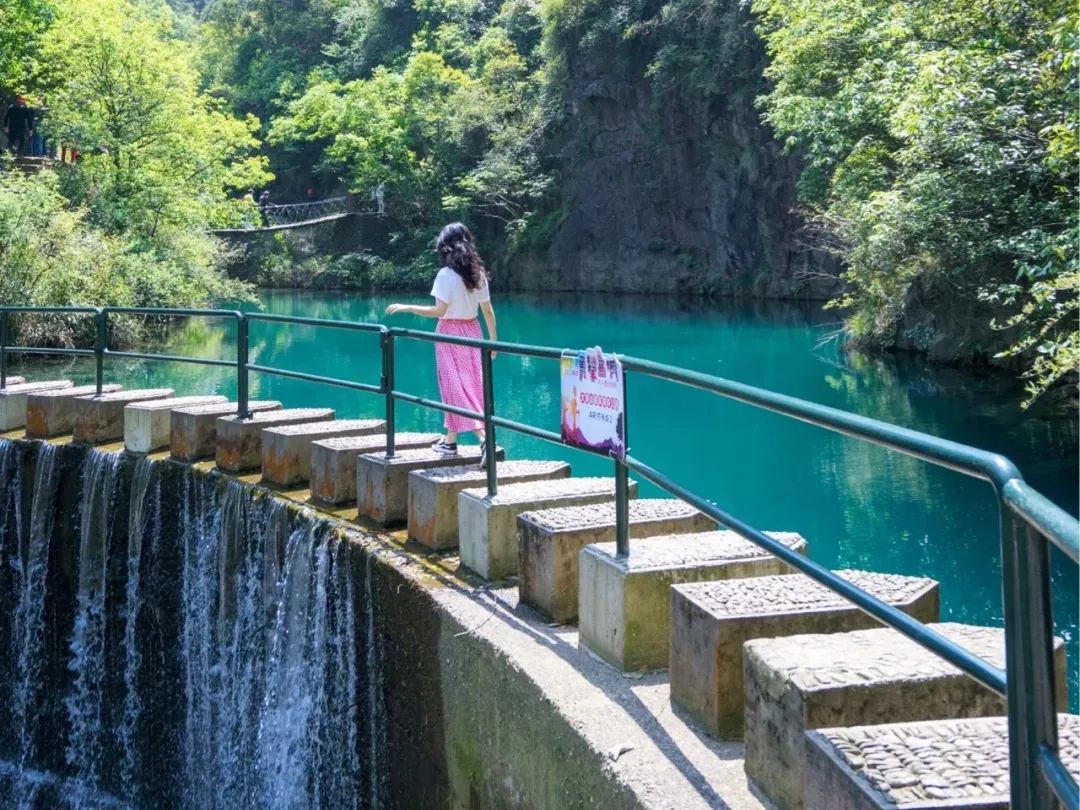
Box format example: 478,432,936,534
752,0,1077,401
1,0,1075,399
0,0,268,343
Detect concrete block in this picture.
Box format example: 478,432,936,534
309,432,441,506
518,498,717,623
169,401,281,461
356,446,503,527
261,418,385,487
668,570,940,740
0,380,72,430
25,384,123,438
123,395,228,454
804,714,1080,810
579,531,807,672
0,376,25,386
216,408,334,472
408,460,572,551
745,623,1068,810
459,477,637,582
72,389,175,444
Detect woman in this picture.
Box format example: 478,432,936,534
385,223,498,462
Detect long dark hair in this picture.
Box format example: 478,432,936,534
436,222,487,290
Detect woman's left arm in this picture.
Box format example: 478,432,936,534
386,300,448,318
480,301,497,358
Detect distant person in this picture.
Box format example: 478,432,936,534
258,190,271,225
306,187,318,202
4,97,33,155
241,191,256,228
372,182,384,215
385,222,498,464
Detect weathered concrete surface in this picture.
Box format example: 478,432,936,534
579,532,807,672
25,384,123,438
459,477,638,582
0,376,25,386
0,380,71,430
669,571,940,741
215,408,334,472
805,714,1080,810
123,395,227,454
745,623,1068,810
356,446,503,527
169,400,281,461
260,418,385,487
309,432,441,505
409,460,572,551
519,498,717,623
72,389,175,444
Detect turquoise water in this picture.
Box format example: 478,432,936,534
10,290,1078,707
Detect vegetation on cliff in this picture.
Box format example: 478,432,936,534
0,0,1075,399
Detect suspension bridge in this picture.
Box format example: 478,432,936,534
208,195,374,234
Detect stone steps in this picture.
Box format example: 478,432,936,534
261,418,385,487
744,623,1068,810
124,395,228,453
309,432,442,506
578,531,809,671
805,714,1080,810
0,380,72,430
668,570,940,740
518,498,718,623
356,446,504,527
459,476,638,582
216,408,335,472
73,389,176,444
170,401,282,461
25,384,123,438
408,460,573,551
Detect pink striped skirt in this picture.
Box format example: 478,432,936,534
435,318,484,433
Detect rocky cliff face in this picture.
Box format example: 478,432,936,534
514,4,836,298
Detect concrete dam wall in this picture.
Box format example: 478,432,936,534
0,439,638,810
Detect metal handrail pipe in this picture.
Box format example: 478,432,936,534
391,389,484,422
622,452,1010,697
247,313,388,334
1002,479,1080,564
2,346,95,357
489,415,563,446
0,306,100,314
1039,744,1080,807
620,357,1022,490
390,327,565,360
104,351,238,369
103,307,243,320
247,363,382,395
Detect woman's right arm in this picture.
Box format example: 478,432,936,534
480,301,497,357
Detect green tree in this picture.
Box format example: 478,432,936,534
752,0,1077,402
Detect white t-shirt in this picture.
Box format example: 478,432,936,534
431,266,490,320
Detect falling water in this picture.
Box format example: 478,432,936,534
11,444,60,770
65,452,123,794
0,444,375,809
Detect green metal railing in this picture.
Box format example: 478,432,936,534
0,304,1076,808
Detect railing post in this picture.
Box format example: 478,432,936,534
94,309,106,395
383,330,396,458
482,347,497,497
615,361,630,557
236,315,250,419
0,310,8,389
999,506,1058,810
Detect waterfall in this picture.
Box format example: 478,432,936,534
0,443,375,810
65,451,122,793
11,444,60,770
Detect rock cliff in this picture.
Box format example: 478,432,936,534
512,2,836,298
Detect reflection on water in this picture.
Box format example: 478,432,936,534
8,289,1078,708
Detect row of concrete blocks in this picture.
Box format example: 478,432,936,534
7,382,1076,810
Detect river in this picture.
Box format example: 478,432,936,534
7,289,1078,708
